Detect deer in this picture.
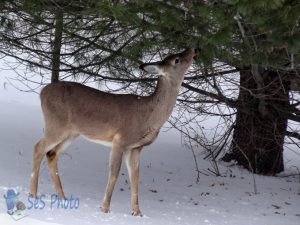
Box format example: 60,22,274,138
29,48,197,216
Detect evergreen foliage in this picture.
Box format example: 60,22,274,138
0,0,299,174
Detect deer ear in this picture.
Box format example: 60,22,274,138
140,64,160,74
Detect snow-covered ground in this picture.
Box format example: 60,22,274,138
0,75,300,225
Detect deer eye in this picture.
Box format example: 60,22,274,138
174,58,180,64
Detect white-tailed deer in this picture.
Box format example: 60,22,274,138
29,48,197,216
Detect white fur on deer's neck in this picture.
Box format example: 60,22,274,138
149,75,184,127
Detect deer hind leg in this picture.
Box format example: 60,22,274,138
46,136,76,199
29,139,46,198
29,127,69,198
29,136,62,198
101,144,124,213
124,147,142,216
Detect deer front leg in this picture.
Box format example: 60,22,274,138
101,146,123,213
124,147,142,216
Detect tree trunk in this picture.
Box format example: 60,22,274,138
224,67,289,175
51,10,63,83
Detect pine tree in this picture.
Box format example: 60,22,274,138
95,1,300,174
1,0,299,174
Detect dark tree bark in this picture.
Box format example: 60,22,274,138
51,10,63,83
224,68,290,175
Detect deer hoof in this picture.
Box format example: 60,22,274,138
132,210,142,217
29,192,38,199
100,206,109,213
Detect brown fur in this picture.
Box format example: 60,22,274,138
29,49,196,216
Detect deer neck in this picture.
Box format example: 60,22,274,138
149,75,184,127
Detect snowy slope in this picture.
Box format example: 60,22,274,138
0,80,300,225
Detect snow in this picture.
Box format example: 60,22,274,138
0,76,300,225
